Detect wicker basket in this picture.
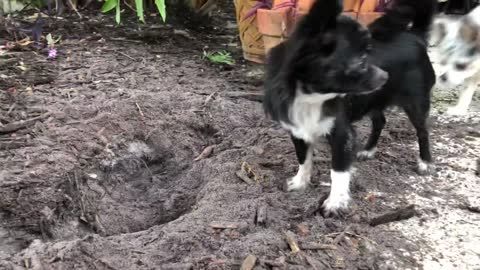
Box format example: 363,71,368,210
234,0,266,63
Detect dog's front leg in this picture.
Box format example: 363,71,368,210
446,84,477,115
323,123,354,216
287,134,313,191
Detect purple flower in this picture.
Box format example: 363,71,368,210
48,48,57,59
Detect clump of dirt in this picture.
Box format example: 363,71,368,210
1,5,480,270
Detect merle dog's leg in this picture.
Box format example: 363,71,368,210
404,103,434,175
287,134,313,191
357,110,386,160
446,84,476,115
322,123,355,216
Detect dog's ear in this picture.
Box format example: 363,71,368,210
298,0,342,36
429,19,447,46
459,18,479,44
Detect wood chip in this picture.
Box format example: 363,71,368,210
283,231,301,254
369,204,416,226
194,145,214,161
240,254,257,270
209,222,238,230
256,204,267,225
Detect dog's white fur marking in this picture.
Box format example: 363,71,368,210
356,148,377,160
446,83,477,115
287,148,313,191
417,158,434,174
280,87,339,143
322,170,351,212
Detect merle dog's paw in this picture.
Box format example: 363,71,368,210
321,193,351,218
416,160,436,176
446,106,468,116
286,174,310,191
356,148,376,161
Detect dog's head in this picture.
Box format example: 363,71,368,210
281,0,388,95
430,14,480,85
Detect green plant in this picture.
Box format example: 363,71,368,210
203,50,235,66
100,0,166,24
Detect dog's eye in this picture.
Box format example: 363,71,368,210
455,63,468,70
467,47,476,56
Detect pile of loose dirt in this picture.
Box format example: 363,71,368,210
1,7,479,270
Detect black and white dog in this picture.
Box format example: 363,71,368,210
263,0,437,215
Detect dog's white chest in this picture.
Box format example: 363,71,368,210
281,92,337,143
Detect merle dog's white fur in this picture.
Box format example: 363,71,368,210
430,6,480,115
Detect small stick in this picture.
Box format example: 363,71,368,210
0,113,50,134
301,243,337,250
209,222,239,229
240,254,257,270
135,102,145,117
332,225,351,245
118,51,136,61
369,204,416,226
283,231,301,254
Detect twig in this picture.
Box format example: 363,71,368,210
135,102,144,118
209,222,239,229
225,91,263,102
369,204,416,226
118,51,136,61
283,231,301,254
332,225,351,245
67,0,82,18
0,113,50,134
301,243,337,250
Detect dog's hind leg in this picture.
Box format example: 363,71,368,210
322,123,355,216
403,103,435,175
357,110,386,161
287,135,313,191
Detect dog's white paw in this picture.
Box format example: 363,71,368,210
356,148,376,161
287,173,310,191
417,159,435,175
322,170,351,217
322,193,351,217
446,106,468,116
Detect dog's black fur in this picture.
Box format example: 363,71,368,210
263,0,437,215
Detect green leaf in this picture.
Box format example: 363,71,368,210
154,0,166,22
135,0,145,23
115,0,121,24
100,0,117,13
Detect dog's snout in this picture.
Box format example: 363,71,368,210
440,73,448,82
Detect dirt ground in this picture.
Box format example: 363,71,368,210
0,5,479,270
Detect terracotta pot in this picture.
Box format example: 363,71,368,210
297,0,314,12
343,0,357,11
354,0,378,12
233,0,266,63
356,11,383,25
257,7,295,54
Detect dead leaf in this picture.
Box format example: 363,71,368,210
194,145,214,161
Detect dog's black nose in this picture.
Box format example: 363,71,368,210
440,73,448,82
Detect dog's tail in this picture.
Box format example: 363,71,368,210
368,0,437,41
